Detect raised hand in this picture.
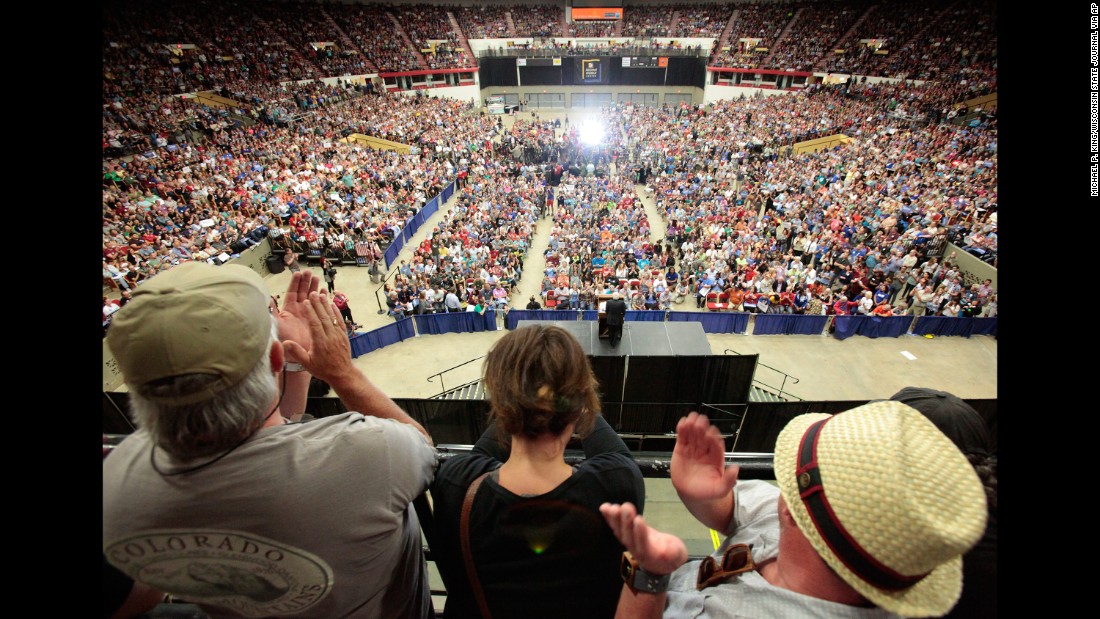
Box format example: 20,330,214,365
670,413,740,531
599,502,688,576
273,271,321,364
280,286,352,384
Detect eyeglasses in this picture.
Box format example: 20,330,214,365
696,543,755,590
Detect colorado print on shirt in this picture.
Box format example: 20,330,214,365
105,529,333,617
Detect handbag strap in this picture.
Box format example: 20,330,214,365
461,471,493,619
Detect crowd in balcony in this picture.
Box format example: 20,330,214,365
763,1,872,72
886,0,998,82
454,5,513,39
333,4,421,73
620,6,673,38
509,4,563,38
709,3,793,69
105,0,999,94
567,20,617,38
671,2,732,37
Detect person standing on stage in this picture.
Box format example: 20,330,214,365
605,292,628,348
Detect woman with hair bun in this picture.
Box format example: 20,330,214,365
429,325,645,619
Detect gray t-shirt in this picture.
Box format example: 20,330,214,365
663,480,900,619
104,413,437,618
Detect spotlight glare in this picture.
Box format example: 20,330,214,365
578,122,605,146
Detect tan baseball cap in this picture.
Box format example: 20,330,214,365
106,262,273,406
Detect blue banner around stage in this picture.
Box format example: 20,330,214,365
354,307,995,356
626,310,665,322
505,309,579,329
912,316,997,338
350,318,416,358
667,310,749,334
752,313,829,335
381,181,456,269
415,310,499,335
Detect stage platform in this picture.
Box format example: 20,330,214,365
515,320,712,357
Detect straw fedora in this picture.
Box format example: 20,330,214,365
773,401,987,617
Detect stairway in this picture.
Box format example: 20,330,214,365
505,11,517,37
898,0,963,56
761,6,805,68
828,3,877,67
388,11,429,69
838,4,875,44
749,385,788,403
324,8,377,73
250,14,319,81
447,11,476,68
433,380,487,400
668,10,680,36
561,7,569,36
715,9,741,64
613,18,622,37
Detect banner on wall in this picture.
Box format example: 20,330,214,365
576,58,607,84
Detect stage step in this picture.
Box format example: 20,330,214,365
749,385,787,403
435,380,486,400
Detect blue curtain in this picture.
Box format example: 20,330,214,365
788,314,829,335
471,311,499,332
383,235,404,269
382,185,451,269
755,314,830,335
752,314,790,335
667,311,747,334
350,319,414,358
581,310,599,321
415,312,467,335
627,310,665,322
856,315,913,338
832,316,858,340
505,309,577,329
970,317,997,336
414,311,497,335
913,316,974,337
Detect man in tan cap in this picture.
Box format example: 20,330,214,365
600,401,987,618
103,264,437,618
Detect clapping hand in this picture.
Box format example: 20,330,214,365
671,412,740,505
272,271,320,364
599,502,688,577
278,272,353,382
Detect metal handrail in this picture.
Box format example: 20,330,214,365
426,355,486,396
725,348,801,401
374,263,397,314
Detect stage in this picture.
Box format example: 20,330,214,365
514,320,712,357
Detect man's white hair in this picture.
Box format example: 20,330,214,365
129,323,279,460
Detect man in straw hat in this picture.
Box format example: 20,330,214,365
600,401,987,618
103,264,437,618
890,387,997,619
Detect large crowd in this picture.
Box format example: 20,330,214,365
104,5,999,615
104,0,999,100
103,1,998,327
